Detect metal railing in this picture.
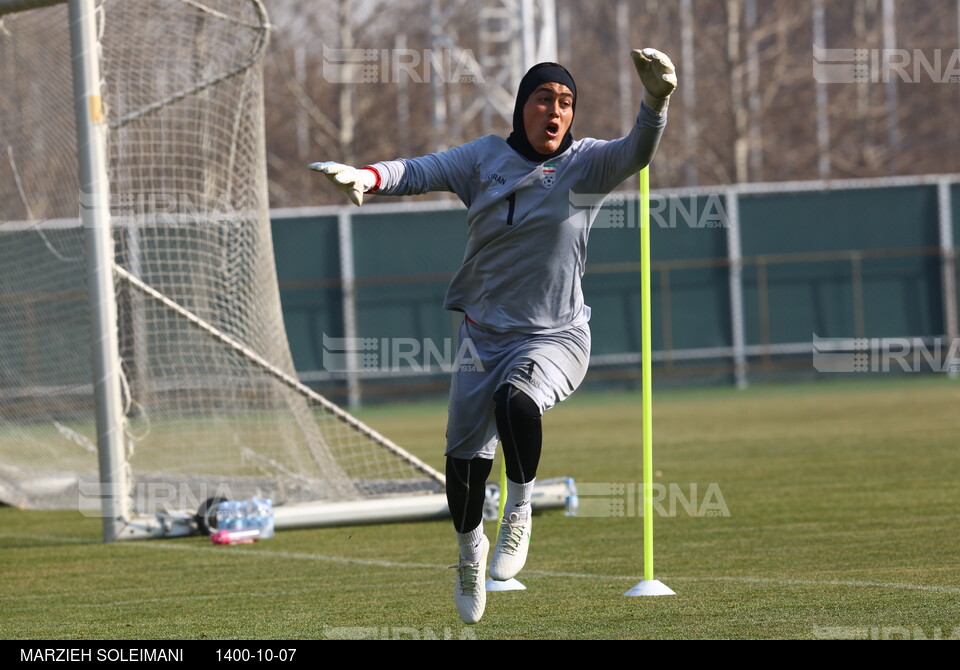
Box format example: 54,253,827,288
275,173,959,405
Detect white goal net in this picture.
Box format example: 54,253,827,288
0,0,444,525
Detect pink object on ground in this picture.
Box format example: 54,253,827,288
210,529,261,545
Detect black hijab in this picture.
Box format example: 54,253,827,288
506,62,577,163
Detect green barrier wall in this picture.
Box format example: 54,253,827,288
272,179,959,404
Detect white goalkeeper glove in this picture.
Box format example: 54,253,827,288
308,161,377,206
631,48,677,115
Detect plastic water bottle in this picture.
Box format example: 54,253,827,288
251,497,275,539
210,498,274,544
216,500,245,531
212,501,252,544
564,477,579,517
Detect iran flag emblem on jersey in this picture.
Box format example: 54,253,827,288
541,163,557,188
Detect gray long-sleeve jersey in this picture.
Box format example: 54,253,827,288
368,103,667,334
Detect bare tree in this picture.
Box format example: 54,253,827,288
260,0,960,208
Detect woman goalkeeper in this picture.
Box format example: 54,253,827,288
310,48,676,625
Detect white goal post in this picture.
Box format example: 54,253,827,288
0,0,446,540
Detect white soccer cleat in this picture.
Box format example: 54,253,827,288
489,511,532,581
452,534,488,625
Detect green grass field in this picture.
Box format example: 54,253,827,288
3,377,960,640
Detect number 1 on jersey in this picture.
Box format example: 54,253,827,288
505,192,516,226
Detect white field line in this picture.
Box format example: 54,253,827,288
5,532,960,596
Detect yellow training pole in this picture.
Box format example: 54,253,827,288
625,166,674,597
498,458,508,520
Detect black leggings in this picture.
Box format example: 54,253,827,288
493,384,542,485
445,384,542,532
445,456,492,534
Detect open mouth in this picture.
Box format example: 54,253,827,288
545,122,559,138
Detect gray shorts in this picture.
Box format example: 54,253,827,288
444,318,591,460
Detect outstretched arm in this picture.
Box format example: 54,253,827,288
308,162,379,206
310,140,481,206
631,48,677,116
581,48,677,193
